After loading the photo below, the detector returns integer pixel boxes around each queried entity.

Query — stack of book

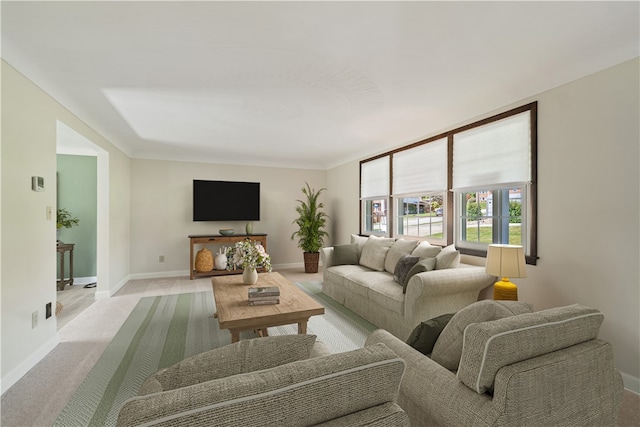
[248,286,280,306]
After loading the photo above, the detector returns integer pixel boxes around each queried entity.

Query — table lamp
[485,244,527,301]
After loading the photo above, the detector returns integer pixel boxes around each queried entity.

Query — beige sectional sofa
[320,235,495,340]
[365,302,624,426]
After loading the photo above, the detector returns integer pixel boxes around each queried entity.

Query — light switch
[46,206,52,220]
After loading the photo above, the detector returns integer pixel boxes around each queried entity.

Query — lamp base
[493,277,518,301]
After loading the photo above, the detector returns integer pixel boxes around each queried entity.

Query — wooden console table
[56,241,74,290]
[188,234,267,280]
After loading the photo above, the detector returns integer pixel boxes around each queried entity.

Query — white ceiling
[2,1,638,170]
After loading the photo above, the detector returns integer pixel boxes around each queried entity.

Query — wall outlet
[159,255,165,263]
[46,302,52,319]
[32,311,38,329]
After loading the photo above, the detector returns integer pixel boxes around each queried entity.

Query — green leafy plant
[291,183,329,253]
[56,208,80,230]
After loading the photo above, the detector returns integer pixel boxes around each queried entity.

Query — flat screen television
[193,180,260,221]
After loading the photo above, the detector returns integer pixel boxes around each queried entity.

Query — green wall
[57,154,97,278]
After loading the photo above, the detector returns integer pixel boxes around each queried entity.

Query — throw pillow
[350,234,369,259]
[406,313,455,356]
[393,255,420,286]
[359,235,394,271]
[332,244,359,265]
[411,240,442,259]
[435,244,460,270]
[384,239,419,274]
[430,300,533,371]
[403,257,437,293]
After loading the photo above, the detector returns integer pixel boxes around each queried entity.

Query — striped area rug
[54,281,377,426]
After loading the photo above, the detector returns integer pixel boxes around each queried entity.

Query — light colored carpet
[54,281,376,426]
[1,269,638,426]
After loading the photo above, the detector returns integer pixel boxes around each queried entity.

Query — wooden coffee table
[211,272,325,343]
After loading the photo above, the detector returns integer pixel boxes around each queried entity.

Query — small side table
[56,241,74,291]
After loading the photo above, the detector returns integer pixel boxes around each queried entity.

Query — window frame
[359,102,537,264]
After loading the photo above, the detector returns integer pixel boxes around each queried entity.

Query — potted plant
[291,183,329,273]
[56,207,79,240]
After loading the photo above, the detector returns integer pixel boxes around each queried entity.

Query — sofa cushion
[368,279,406,315]
[457,304,604,394]
[333,243,359,265]
[393,255,420,287]
[406,313,455,356]
[403,257,437,293]
[385,239,419,274]
[435,244,460,269]
[348,271,395,298]
[351,234,369,259]
[138,334,318,395]
[411,240,442,259]
[431,300,533,370]
[359,236,394,271]
[324,265,372,287]
[119,343,407,427]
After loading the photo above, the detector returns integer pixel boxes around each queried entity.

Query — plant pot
[303,252,320,273]
[242,267,258,285]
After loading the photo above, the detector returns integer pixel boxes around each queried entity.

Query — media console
[188,234,268,280]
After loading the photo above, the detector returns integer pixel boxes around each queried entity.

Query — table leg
[68,247,74,285]
[230,330,240,343]
[59,252,65,290]
[298,319,309,335]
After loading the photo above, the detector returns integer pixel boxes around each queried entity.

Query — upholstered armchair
[117,334,409,426]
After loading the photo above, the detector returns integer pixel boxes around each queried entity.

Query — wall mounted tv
[193,180,260,221]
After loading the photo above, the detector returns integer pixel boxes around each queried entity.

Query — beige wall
[129,159,326,276]
[326,58,640,391]
[1,61,132,391]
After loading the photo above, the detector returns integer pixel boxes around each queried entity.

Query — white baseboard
[621,371,640,395]
[1,333,60,395]
[126,263,312,282]
[128,270,189,280]
[69,276,98,286]
[95,274,131,300]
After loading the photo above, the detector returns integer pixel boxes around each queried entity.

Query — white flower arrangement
[227,238,272,272]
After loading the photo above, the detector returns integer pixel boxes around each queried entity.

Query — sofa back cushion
[332,243,359,265]
[431,300,533,370]
[359,235,395,271]
[385,239,419,274]
[457,304,603,394]
[118,343,407,426]
[435,244,461,269]
[351,234,369,259]
[139,334,318,395]
[411,240,442,258]
[402,257,437,293]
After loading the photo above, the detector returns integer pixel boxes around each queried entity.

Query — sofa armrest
[138,334,319,395]
[490,340,624,426]
[320,246,334,268]
[404,266,494,326]
[365,330,494,426]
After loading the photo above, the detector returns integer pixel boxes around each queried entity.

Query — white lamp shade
[485,244,527,278]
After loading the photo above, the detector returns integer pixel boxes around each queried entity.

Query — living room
[2,1,639,425]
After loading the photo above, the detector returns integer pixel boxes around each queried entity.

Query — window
[359,103,537,264]
[458,187,525,247]
[452,110,534,259]
[360,156,390,236]
[395,193,446,242]
[392,138,447,244]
